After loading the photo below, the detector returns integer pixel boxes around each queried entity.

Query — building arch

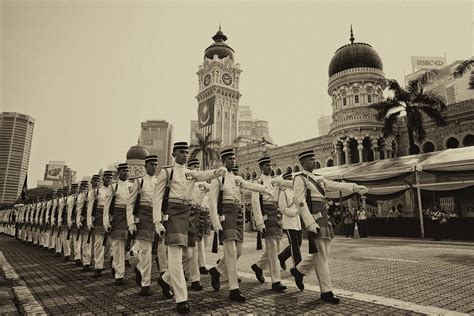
[275,168,282,175]
[294,165,300,172]
[445,136,460,149]
[326,158,334,167]
[315,161,322,169]
[462,134,474,147]
[422,140,436,153]
[362,136,374,161]
[348,138,359,163]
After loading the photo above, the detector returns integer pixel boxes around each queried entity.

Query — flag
[20,174,28,201]
[198,96,215,128]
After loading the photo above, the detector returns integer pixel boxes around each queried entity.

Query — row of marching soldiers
[0,141,368,314]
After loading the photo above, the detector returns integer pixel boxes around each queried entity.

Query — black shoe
[176,301,190,314]
[134,267,142,287]
[238,278,242,283]
[114,278,125,286]
[138,286,151,297]
[49,248,55,253]
[321,291,340,304]
[191,281,203,291]
[278,256,287,270]
[83,265,92,272]
[251,264,265,283]
[157,274,174,299]
[75,259,82,267]
[111,267,116,278]
[290,267,304,291]
[93,269,103,277]
[208,267,220,291]
[125,260,131,267]
[63,256,70,262]
[199,266,208,275]
[55,252,61,257]
[229,289,246,302]
[272,282,287,293]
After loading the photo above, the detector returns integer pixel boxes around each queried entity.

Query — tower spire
[350,24,355,44]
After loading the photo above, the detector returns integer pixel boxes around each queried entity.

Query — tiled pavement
[0,233,473,314]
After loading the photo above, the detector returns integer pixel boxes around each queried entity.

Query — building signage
[411,56,446,70]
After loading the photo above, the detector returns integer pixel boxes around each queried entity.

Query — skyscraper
[0,112,35,203]
[140,120,173,166]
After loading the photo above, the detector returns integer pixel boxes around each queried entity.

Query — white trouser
[296,238,332,293]
[256,237,282,283]
[155,239,168,272]
[189,245,200,282]
[111,239,125,279]
[55,231,62,253]
[216,240,242,291]
[62,231,71,256]
[162,245,193,303]
[49,229,55,249]
[137,240,152,287]
[41,231,47,247]
[125,250,130,261]
[197,235,211,268]
[80,235,92,265]
[94,235,105,269]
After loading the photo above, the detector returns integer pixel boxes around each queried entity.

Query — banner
[198,96,215,128]
[45,164,65,180]
[411,56,446,70]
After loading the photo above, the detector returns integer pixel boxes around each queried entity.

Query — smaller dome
[204,27,235,61]
[126,141,149,160]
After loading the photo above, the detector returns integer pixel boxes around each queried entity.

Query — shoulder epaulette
[162,165,173,169]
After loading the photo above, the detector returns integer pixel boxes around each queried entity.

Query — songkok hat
[173,142,189,151]
[257,156,271,166]
[220,148,235,159]
[103,171,114,177]
[56,188,64,193]
[63,185,70,189]
[71,183,79,188]
[298,150,315,161]
[145,155,158,164]
[282,172,292,180]
[92,175,101,180]
[117,163,128,170]
[80,180,89,185]
[187,159,199,168]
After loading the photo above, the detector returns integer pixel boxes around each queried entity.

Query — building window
[343,98,347,106]
[367,95,372,103]
[354,95,359,103]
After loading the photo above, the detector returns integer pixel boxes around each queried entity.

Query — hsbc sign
[411,56,446,70]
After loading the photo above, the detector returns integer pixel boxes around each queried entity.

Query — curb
[0,251,46,315]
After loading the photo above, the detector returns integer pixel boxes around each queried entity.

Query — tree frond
[469,72,474,90]
[369,98,402,121]
[453,58,474,78]
[381,112,401,137]
[407,109,426,142]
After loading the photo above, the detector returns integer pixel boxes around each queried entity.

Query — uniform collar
[174,163,185,169]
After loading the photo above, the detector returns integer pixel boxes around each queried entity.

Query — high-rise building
[405,60,472,105]
[236,106,272,146]
[196,27,242,147]
[0,112,35,203]
[317,115,332,136]
[140,120,173,166]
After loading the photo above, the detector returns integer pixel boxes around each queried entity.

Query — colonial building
[236,29,474,180]
[126,141,149,179]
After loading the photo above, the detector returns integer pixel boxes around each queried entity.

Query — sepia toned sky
[1,0,472,186]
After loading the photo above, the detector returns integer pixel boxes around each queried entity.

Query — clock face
[222,73,232,85]
[203,74,211,86]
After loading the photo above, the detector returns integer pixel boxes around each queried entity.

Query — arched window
[294,165,300,172]
[275,168,282,175]
[446,137,459,149]
[326,159,334,167]
[316,161,321,169]
[422,141,435,153]
[463,134,474,147]
[286,167,293,174]
[270,170,275,177]
[348,138,359,164]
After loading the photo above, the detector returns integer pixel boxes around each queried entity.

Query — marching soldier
[87,171,113,277]
[47,190,58,253]
[290,150,368,304]
[67,183,80,264]
[76,179,93,271]
[104,163,132,285]
[153,142,226,313]
[277,172,303,270]
[208,149,272,303]
[198,180,212,275]
[58,186,71,260]
[127,155,159,297]
[250,156,287,292]
[50,188,63,256]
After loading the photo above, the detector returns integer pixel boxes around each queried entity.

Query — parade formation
[0,142,369,314]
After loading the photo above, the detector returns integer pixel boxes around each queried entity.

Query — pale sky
[1,0,472,187]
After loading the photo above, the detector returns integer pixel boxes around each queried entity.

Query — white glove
[257,223,266,233]
[155,222,166,236]
[87,224,93,230]
[104,224,112,233]
[215,167,227,177]
[77,222,82,229]
[264,188,273,196]
[354,185,369,195]
[128,224,137,235]
[213,223,223,232]
[307,222,320,234]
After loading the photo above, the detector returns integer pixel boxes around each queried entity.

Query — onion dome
[204,26,235,61]
[126,140,149,160]
[328,26,383,77]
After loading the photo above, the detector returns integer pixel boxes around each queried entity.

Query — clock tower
[196,27,242,147]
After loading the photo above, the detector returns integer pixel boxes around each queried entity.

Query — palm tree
[369,73,447,155]
[452,58,474,90]
[190,131,221,170]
